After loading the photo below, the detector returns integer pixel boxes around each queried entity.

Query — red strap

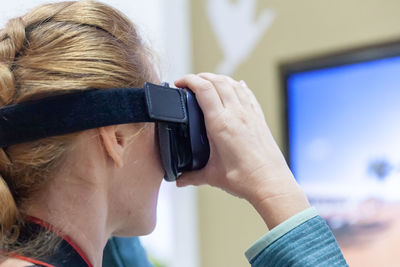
[25,216,93,267]
[11,254,55,267]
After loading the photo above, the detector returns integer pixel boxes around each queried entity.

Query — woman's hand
[175,73,310,228]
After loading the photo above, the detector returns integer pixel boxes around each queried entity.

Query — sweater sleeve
[246,207,349,267]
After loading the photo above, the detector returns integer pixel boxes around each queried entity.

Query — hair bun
[0,172,19,243]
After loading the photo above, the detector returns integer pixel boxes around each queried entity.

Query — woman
[0,1,348,266]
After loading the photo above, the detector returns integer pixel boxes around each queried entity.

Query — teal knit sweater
[103,208,348,267]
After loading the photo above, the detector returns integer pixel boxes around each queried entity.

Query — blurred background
[2,0,400,266]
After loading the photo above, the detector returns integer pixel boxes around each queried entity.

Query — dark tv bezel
[280,40,400,168]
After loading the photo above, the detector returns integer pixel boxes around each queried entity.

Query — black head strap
[0,82,187,147]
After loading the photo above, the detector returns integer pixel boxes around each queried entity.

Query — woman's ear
[99,126,124,168]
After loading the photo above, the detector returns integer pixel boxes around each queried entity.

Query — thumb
[176,169,207,187]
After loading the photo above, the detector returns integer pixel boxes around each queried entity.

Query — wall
[191,1,400,266]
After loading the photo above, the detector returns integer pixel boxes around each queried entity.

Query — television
[281,41,400,266]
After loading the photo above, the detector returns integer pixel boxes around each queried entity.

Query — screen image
[286,55,400,266]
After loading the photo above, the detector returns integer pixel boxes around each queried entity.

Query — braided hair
[0,0,157,256]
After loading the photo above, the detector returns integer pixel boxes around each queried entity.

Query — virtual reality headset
[0,83,210,181]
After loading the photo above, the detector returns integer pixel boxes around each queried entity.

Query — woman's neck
[24,175,111,267]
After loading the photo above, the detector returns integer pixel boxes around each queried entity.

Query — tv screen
[283,44,400,266]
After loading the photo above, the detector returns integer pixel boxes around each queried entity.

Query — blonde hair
[0,0,157,254]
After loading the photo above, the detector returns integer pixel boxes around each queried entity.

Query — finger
[233,79,251,106]
[241,80,265,118]
[176,170,207,187]
[216,75,249,107]
[198,73,240,108]
[175,74,224,119]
